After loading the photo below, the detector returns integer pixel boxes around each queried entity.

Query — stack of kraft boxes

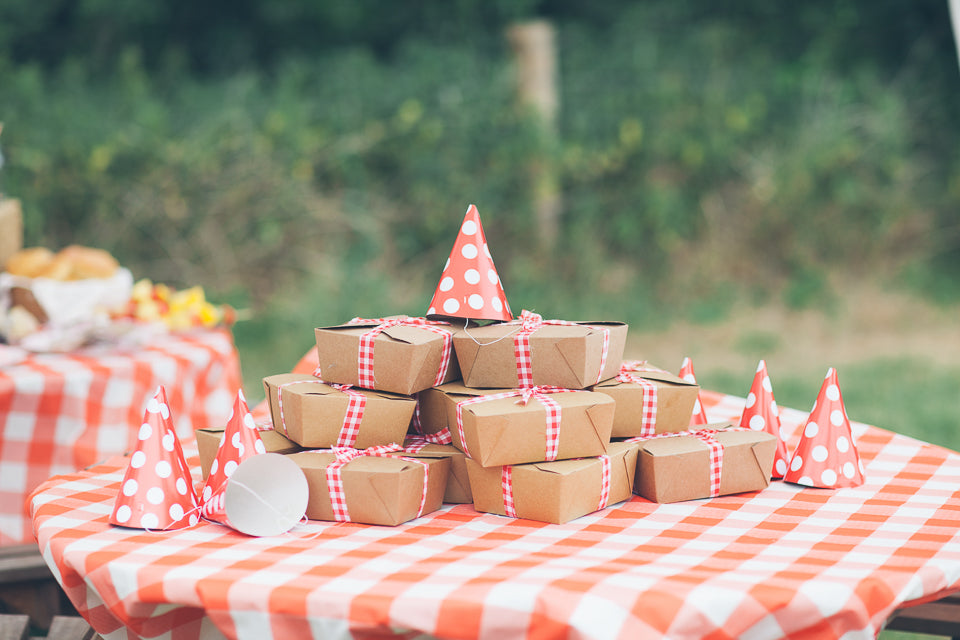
[198,206,777,525]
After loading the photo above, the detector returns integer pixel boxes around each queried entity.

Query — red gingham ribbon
[455,386,573,461]
[597,454,612,510]
[403,428,453,453]
[348,316,453,389]
[619,360,669,376]
[274,378,367,447]
[510,310,611,387]
[324,444,430,522]
[616,369,659,439]
[501,466,518,517]
[627,428,743,498]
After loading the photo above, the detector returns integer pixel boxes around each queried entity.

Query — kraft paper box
[591,366,699,438]
[315,317,462,395]
[466,441,639,524]
[440,382,615,467]
[263,373,416,449]
[453,320,628,389]
[632,424,776,503]
[288,450,450,526]
[402,438,472,504]
[412,387,449,435]
[195,425,301,480]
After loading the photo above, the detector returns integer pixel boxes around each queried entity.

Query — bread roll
[4,247,54,277]
[56,245,119,279]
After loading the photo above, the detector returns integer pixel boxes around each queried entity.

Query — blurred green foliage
[0,0,958,391]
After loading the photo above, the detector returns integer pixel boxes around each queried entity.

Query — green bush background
[1,1,958,457]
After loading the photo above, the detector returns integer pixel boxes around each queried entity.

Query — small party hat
[426,204,513,322]
[679,357,709,426]
[200,390,267,524]
[739,360,790,479]
[783,368,865,488]
[110,386,199,530]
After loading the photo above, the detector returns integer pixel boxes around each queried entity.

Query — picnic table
[1,327,242,546]
[26,389,960,639]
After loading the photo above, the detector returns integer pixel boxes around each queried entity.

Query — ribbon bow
[348,316,453,389]
[509,309,611,387]
[403,428,454,453]
[325,443,430,522]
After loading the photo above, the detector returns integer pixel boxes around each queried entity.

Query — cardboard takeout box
[288,449,450,526]
[632,424,776,503]
[195,425,301,480]
[591,364,699,438]
[402,438,472,504]
[466,441,639,524]
[315,316,461,395]
[453,319,627,389]
[263,373,415,448]
[440,382,615,467]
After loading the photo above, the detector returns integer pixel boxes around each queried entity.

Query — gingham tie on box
[617,360,670,439]
[348,316,453,390]
[455,385,574,461]
[627,428,735,497]
[274,377,367,447]
[500,453,612,518]
[324,444,430,522]
[511,310,611,387]
[403,428,454,454]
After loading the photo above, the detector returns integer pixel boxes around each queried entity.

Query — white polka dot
[443,258,450,271]
[189,514,199,526]
[805,421,819,437]
[155,460,172,478]
[682,374,696,384]
[749,414,766,431]
[169,503,184,522]
[796,476,814,486]
[238,389,246,403]
[202,485,212,501]
[491,297,503,312]
[744,392,756,409]
[232,432,242,449]
[762,376,772,393]
[147,487,165,505]
[115,505,131,523]
[159,403,170,419]
[791,455,803,471]
[123,479,139,496]
[227,407,234,421]
[147,398,161,414]
[821,469,837,486]
[693,399,702,413]
[176,477,188,495]
[756,361,765,373]
[836,436,849,453]
[243,414,256,430]
[210,458,219,476]
[826,384,840,401]
[830,409,845,426]
[254,440,266,454]
[140,513,159,529]
[439,276,454,292]
[464,268,480,285]
[770,400,779,417]
[468,294,484,310]
[427,306,436,315]
[483,243,491,258]
[843,462,856,478]
[487,269,499,284]
[138,423,152,440]
[224,460,238,477]
[443,298,460,314]
[131,451,146,469]
[461,219,477,235]
[812,445,829,462]
[236,443,245,457]
[461,243,478,260]
[162,432,175,452]
[775,459,787,475]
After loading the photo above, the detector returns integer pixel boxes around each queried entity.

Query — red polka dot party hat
[426,204,513,322]
[739,360,790,479]
[783,368,865,488]
[110,386,200,530]
[679,357,709,426]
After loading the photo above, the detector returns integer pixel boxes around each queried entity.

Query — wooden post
[507,20,561,255]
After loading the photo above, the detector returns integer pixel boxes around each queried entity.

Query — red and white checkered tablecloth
[28,390,960,640]
[1,327,242,545]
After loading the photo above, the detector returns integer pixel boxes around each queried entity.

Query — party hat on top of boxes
[783,368,865,488]
[679,357,709,426]
[426,204,513,322]
[739,360,790,479]
[199,390,267,524]
[110,386,199,530]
